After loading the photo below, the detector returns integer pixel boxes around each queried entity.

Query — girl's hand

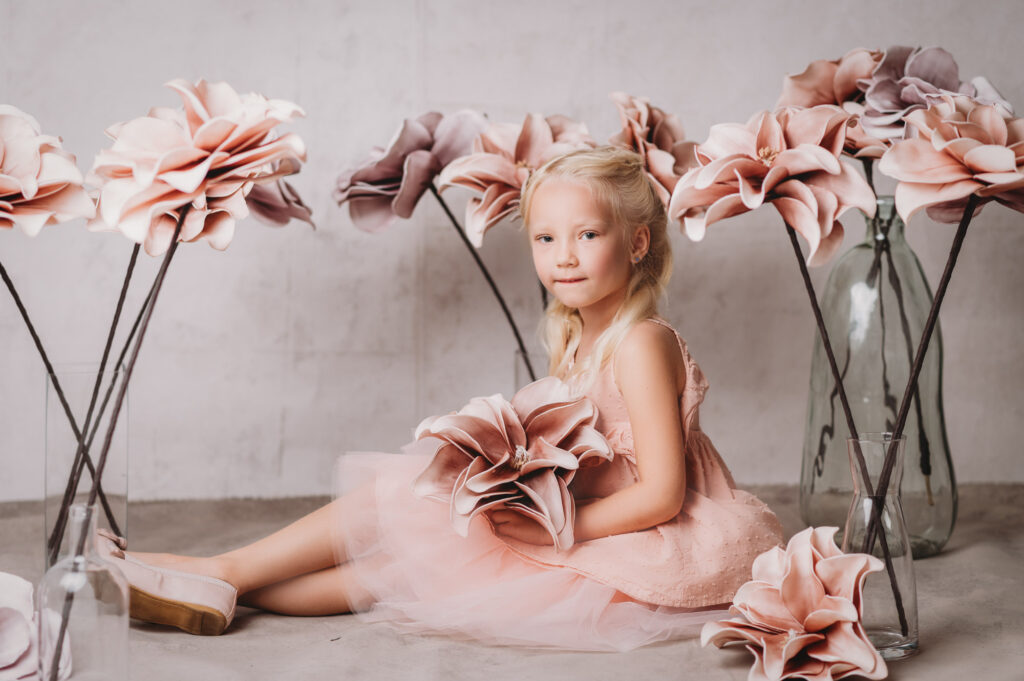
[490,510,555,546]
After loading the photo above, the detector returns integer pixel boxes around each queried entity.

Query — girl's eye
[581,231,598,240]
[536,235,553,243]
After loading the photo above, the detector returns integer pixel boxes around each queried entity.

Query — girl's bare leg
[240,561,376,616]
[129,485,373,595]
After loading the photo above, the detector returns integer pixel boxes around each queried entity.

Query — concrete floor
[3,484,1023,681]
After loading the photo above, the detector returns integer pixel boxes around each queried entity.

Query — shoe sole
[130,585,229,635]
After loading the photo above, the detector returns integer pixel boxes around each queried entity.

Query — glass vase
[45,364,128,569]
[800,197,956,558]
[842,434,918,660]
[37,503,129,681]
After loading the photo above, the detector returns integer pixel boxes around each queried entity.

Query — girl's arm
[492,321,689,545]
[572,320,688,542]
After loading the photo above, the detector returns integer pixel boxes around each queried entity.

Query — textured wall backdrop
[2,0,1022,501]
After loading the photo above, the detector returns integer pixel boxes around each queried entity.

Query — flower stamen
[757,146,779,166]
[512,445,530,471]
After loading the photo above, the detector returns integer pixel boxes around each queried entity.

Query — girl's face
[527,178,642,316]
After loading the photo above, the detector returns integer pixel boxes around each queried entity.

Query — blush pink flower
[88,78,306,256]
[669,106,877,266]
[778,48,883,109]
[438,114,595,246]
[335,110,487,232]
[702,527,887,681]
[409,376,613,551]
[0,105,95,235]
[878,94,1024,223]
[246,158,314,228]
[777,49,889,159]
[848,45,1012,142]
[608,92,698,204]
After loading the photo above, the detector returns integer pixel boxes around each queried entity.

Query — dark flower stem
[428,183,536,382]
[864,194,979,554]
[47,244,140,563]
[784,223,908,636]
[47,209,186,681]
[0,258,120,534]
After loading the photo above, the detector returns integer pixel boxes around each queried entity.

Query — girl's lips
[554,278,586,284]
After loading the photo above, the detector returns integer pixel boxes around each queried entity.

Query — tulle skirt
[332,451,727,652]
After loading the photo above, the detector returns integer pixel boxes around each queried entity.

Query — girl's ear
[632,224,651,261]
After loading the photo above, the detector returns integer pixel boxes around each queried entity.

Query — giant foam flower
[409,376,613,551]
[608,92,699,204]
[0,105,95,235]
[776,49,888,159]
[0,571,70,680]
[669,105,877,266]
[335,110,487,232]
[878,94,1024,223]
[88,78,306,256]
[438,114,595,246]
[847,45,1012,142]
[702,527,887,681]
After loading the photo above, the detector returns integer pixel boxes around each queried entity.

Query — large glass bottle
[37,503,129,681]
[800,197,957,558]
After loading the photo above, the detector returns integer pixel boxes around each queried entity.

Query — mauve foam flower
[849,45,1012,141]
[669,106,876,266]
[409,376,613,551]
[335,110,487,232]
[0,105,95,236]
[702,527,887,681]
[777,49,889,158]
[246,157,314,228]
[438,114,595,246]
[878,94,1024,223]
[88,78,306,256]
[608,92,698,204]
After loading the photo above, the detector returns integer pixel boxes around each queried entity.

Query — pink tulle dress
[332,319,783,652]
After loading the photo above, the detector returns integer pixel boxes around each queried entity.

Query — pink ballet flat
[95,529,237,636]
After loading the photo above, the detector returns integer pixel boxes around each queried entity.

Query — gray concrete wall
[2,0,1022,500]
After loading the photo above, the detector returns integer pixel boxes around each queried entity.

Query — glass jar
[800,197,956,558]
[37,503,129,681]
[843,433,919,660]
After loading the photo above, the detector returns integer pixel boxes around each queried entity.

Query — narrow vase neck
[66,503,99,562]
[864,196,905,245]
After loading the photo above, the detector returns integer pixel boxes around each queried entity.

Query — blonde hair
[520,146,672,384]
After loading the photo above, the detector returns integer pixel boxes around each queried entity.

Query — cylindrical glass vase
[801,197,956,557]
[37,503,129,681]
[45,364,128,568]
[843,434,918,661]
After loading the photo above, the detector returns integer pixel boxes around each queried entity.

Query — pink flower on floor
[608,92,698,204]
[847,45,1012,142]
[668,105,876,266]
[776,49,889,159]
[702,527,887,681]
[88,79,307,256]
[410,376,613,551]
[878,94,1024,223]
[335,110,488,232]
[0,106,95,235]
[0,571,70,680]
[438,114,595,246]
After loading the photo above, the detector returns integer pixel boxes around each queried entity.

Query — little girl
[103,146,783,652]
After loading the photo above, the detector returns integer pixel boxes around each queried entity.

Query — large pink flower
[438,114,595,246]
[878,94,1024,223]
[335,110,487,232]
[88,79,306,256]
[608,92,698,204]
[669,106,876,266]
[848,45,1012,141]
[702,527,887,681]
[776,49,889,158]
[409,376,613,551]
[0,105,95,235]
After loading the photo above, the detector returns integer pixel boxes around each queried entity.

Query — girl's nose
[556,243,578,267]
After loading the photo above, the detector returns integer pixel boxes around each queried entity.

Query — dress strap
[645,316,708,437]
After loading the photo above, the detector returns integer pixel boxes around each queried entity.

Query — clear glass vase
[800,197,956,558]
[842,434,919,660]
[45,364,128,568]
[37,503,129,681]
